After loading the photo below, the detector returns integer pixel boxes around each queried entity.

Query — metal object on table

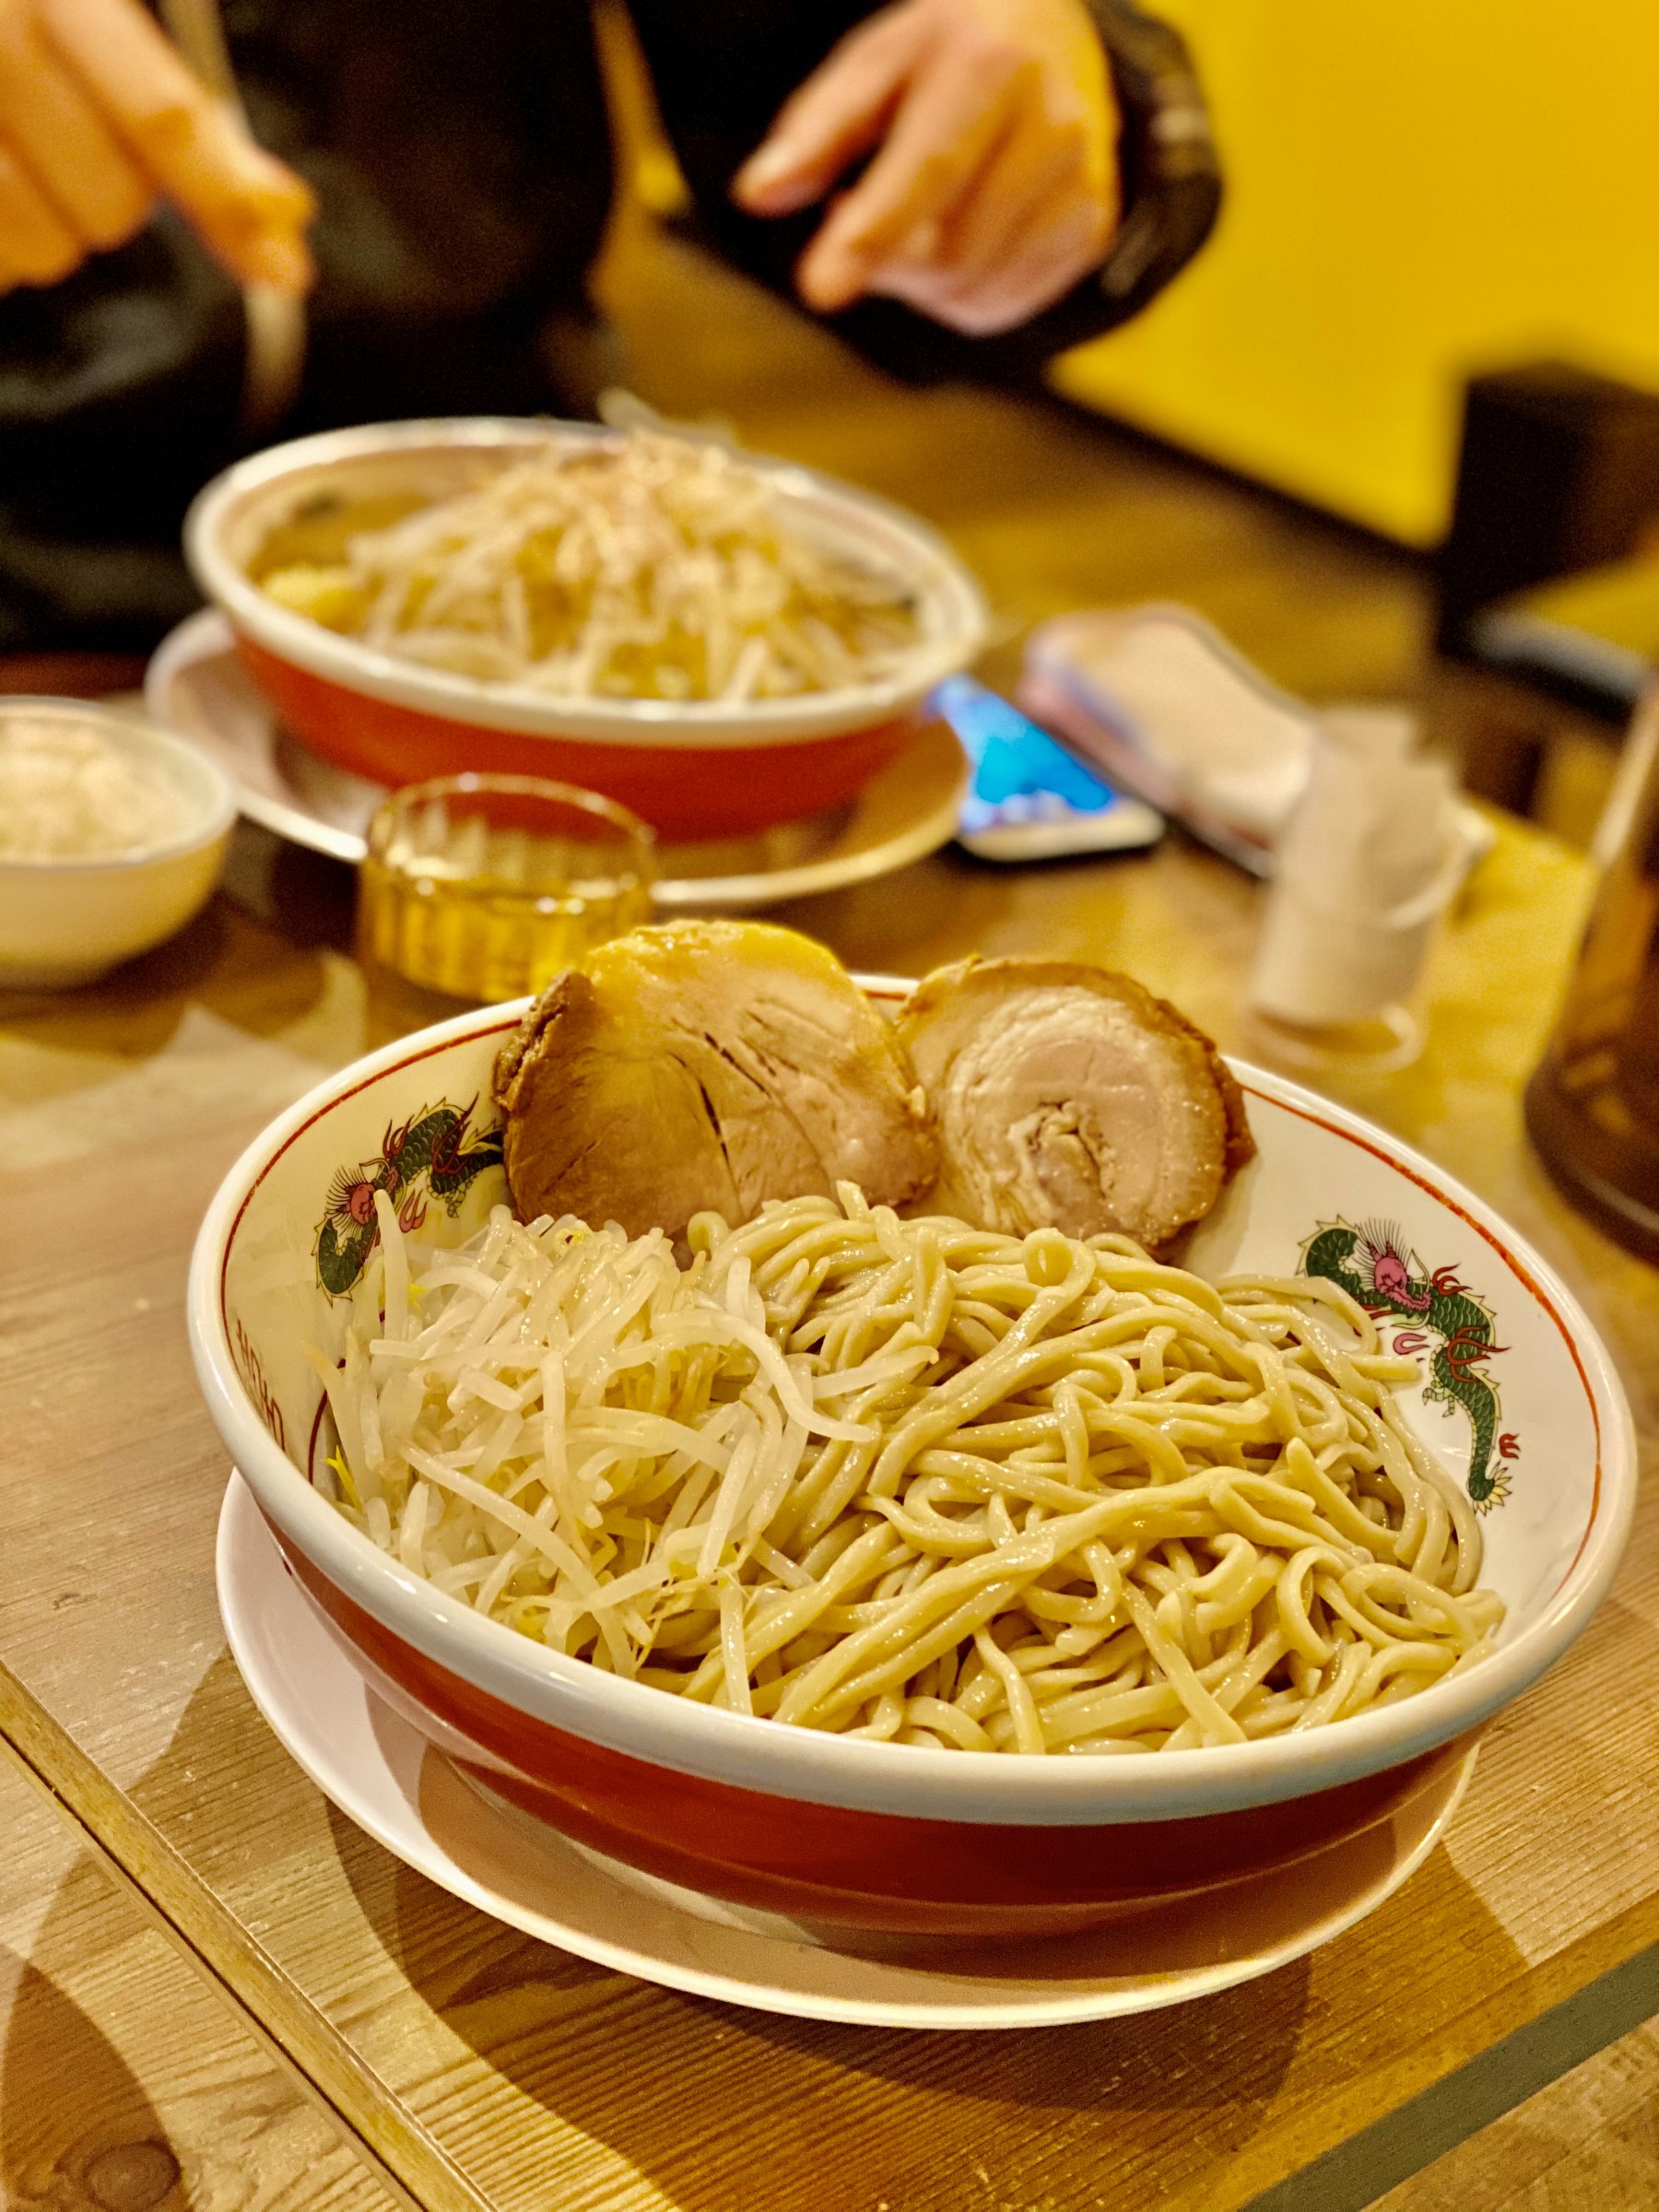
[159,0,307,431]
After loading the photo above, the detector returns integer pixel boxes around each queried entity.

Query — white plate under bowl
[147,609,970,911]
[218,1470,1477,2031]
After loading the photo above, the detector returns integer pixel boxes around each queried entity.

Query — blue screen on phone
[931,675,1119,830]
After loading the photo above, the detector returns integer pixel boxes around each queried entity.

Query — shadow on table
[57,1608,1541,2212]
[84,1649,1522,2212]
[325,1779,1316,2212]
[0,1942,187,2212]
[318,1737,1535,2212]
[402,1833,1535,2211]
[0,825,357,1076]
[217,822,356,954]
[0,899,232,1052]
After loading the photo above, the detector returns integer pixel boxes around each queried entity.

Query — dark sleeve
[624,0,1220,383]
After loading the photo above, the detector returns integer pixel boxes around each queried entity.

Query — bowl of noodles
[190,982,1635,1941]
[183,419,989,841]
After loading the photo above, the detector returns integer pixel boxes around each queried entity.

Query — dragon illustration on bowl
[1301,1218,1514,1511]
[315,1098,504,1296]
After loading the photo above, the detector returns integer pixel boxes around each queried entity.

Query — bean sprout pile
[314,1186,1502,1753]
[258,430,921,702]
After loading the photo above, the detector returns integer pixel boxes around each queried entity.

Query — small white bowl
[0,699,237,989]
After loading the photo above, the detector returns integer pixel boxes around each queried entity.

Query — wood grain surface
[0,1747,391,2212]
[1370,2015,1659,2212]
[2,207,1656,2212]
[0,797,1654,2212]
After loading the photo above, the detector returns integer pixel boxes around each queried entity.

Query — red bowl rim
[187,988,1638,1828]
[182,417,990,749]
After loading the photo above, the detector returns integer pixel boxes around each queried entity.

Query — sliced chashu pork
[896,957,1253,1250]
[493,919,936,1242]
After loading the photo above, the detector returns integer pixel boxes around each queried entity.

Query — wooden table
[1,807,1655,2212]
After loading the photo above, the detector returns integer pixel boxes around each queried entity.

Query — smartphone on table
[931,675,1165,865]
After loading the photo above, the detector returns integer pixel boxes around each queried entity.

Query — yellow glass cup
[357,775,655,1024]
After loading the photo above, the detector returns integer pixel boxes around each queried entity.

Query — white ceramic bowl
[0,700,236,988]
[190,989,1637,1936]
[183,419,990,841]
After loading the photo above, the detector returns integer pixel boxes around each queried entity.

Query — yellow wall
[1052,0,1659,546]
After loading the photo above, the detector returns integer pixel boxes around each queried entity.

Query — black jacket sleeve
[625,0,1220,382]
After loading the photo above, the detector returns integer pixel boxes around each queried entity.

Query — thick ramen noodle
[314,1189,1503,1753]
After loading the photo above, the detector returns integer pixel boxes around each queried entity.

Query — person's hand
[0,0,314,297]
[732,0,1118,337]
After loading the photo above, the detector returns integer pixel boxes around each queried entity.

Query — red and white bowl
[188,989,1636,1940]
[182,419,988,841]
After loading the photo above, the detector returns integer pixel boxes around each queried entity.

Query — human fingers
[874,204,1101,332]
[891,104,1107,304]
[794,39,1029,312]
[868,194,1104,333]
[0,136,83,286]
[733,3,928,217]
[38,0,314,292]
[928,212,1100,333]
[940,217,1104,332]
[0,0,151,249]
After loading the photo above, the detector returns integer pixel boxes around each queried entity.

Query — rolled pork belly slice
[896,956,1253,1251]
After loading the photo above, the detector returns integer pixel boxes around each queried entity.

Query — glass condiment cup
[357,774,655,1035]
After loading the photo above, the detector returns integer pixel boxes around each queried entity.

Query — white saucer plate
[218,1470,1476,2031]
[147,610,971,912]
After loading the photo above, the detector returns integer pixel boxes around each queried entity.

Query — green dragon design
[315,1098,504,1297]
[1300,1218,1517,1512]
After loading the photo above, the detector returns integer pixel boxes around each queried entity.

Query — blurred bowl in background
[184,419,989,841]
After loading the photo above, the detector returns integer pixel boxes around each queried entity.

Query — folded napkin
[1019,605,1313,874]
[1018,604,1492,885]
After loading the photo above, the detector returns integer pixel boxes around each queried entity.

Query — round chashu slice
[493,918,937,1241]
[896,957,1254,1250]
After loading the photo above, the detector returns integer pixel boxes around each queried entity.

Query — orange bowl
[279,1534,1468,1936]
[184,419,988,841]
[229,632,912,842]
[188,989,1636,1940]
